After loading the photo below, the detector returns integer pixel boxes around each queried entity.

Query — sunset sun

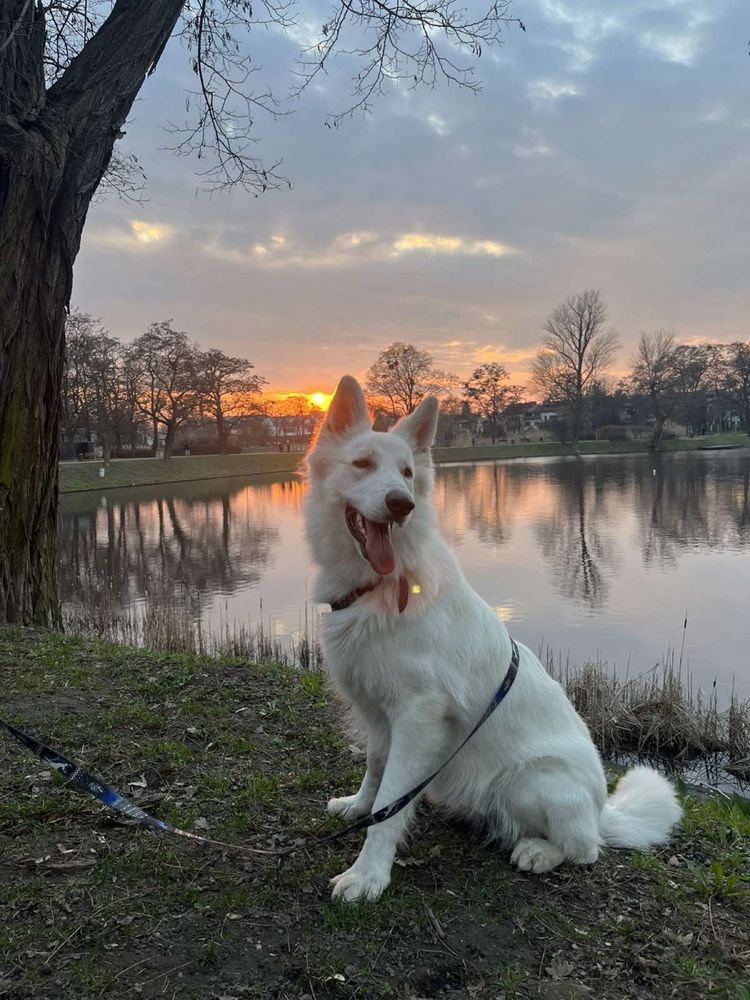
[309,391,331,410]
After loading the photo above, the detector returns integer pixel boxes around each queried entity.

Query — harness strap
[316,637,520,847]
[0,639,520,858]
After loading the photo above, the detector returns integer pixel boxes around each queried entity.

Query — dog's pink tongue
[364,519,395,575]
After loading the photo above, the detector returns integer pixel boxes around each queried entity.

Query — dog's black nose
[385,491,415,519]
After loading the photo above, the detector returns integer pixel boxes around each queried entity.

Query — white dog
[304,375,681,903]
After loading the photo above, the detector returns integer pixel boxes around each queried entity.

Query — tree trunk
[100,430,112,464]
[570,402,582,452]
[650,398,666,450]
[216,412,227,454]
[163,423,177,460]
[569,371,584,452]
[0,0,185,623]
[651,417,665,452]
[0,142,73,624]
[740,391,750,436]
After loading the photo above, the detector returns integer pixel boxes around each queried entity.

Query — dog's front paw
[330,863,390,903]
[510,837,565,874]
[327,794,370,820]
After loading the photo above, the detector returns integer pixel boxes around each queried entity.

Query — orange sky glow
[268,391,333,411]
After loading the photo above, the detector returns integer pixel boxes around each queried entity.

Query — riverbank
[61,600,750,787]
[1,628,748,999]
[58,433,750,493]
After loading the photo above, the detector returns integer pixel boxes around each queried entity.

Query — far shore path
[59,433,749,494]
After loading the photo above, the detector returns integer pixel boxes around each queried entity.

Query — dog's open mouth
[345,505,396,576]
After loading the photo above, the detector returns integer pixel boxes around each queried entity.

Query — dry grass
[546,650,749,780]
[63,600,748,783]
[63,597,324,671]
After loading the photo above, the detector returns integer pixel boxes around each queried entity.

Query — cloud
[130,220,172,244]
[200,229,518,269]
[639,30,698,65]
[427,336,538,372]
[426,113,450,137]
[534,0,622,72]
[698,102,729,124]
[535,0,716,74]
[537,0,621,44]
[638,3,714,65]
[391,233,515,258]
[90,219,176,252]
[335,231,379,249]
[513,129,553,158]
[252,235,287,256]
[473,343,537,365]
[529,79,580,103]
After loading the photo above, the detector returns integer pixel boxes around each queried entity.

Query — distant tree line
[65,294,750,465]
[365,291,750,451]
[62,312,266,460]
[627,331,750,450]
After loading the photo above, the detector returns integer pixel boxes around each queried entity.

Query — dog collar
[329,575,410,614]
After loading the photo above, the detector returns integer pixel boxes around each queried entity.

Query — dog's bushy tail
[599,766,682,849]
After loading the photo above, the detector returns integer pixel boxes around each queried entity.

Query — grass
[1,627,749,999]
[59,450,301,493]
[433,431,750,466]
[59,433,750,493]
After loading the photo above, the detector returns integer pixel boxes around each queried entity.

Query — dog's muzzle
[345,502,411,576]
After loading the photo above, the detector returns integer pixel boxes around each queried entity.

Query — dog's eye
[404,467,413,479]
[352,458,371,470]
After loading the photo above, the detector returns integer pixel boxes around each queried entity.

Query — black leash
[0,639,519,858]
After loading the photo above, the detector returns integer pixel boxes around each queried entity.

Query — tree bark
[216,411,228,454]
[0,185,67,623]
[652,415,665,452]
[163,423,177,460]
[100,430,112,464]
[1,8,69,624]
[0,0,184,624]
[650,392,666,451]
[570,371,584,452]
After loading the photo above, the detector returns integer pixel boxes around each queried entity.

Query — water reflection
[434,463,524,546]
[58,450,750,693]
[437,452,750,609]
[534,462,614,609]
[632,457,750,567]
[58,477,304,615]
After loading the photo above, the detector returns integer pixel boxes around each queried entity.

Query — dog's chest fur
[322,600,434,712]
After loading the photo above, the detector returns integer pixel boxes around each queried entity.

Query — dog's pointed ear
[323,376,370,436]
[391,397,439,452]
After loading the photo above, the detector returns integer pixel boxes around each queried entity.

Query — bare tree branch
[292,1,523,126]
[366,341,457,417]
[531,289,619,450]
[96,149,148,202]
[627,329,678,451]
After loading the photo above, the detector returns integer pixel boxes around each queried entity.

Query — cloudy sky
[74,0,749,396]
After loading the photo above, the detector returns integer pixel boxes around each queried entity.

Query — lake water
[59,450,750,697]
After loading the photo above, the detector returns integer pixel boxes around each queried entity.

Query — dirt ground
[1,627,748,999]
